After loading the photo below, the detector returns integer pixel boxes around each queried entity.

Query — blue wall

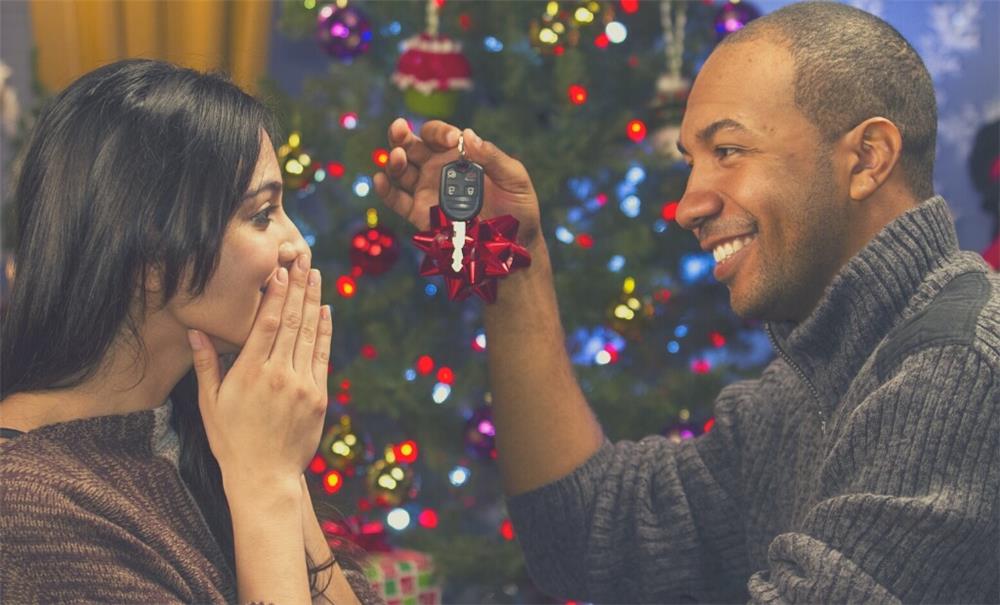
[753,0,1000,252]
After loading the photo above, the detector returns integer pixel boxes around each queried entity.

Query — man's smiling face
[676,39,853,322]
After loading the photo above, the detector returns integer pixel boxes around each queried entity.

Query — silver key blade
[451,221,466,272]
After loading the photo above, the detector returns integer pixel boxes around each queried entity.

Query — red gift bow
[412,206,531,303]
[322,516,392,553]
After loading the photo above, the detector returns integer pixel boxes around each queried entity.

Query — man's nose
[675,181,724,234]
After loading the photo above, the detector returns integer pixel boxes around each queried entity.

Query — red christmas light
[567,84,588,105]
[499,519,515,541]
[418,509,439,529]
[361,344,378,359]
[595,193,608,207]
[372,148,389,167]
[458,13,472,30]
[709,331,726,348]
[437,367,455,384]
[340,379,351,390]
[326,161,345,179]
[654,288,672,303]
[339,112,358,129]
[336,391,351,405]
[604,344,620,364]
[416,355,435,375]
[322,470,344,494]
[691,359,711,374]
[594,33,610,49]
[620,0,639,13]
[576,233,594,249]
[703,417,716,433]
[336,275,357,298]
[661,201,680,221]
[394,440,419,464]
[626,119,647,142]
[309,455,327,474]
[553,45,565,56]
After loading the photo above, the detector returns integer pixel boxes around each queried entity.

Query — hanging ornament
[392,0,472,118]
[649,0,690,160]
[319,415,365,471]
[607,276,655,340]
[315,3,373,60]
[463,404,496,460]
[366,450,416,507]
[714,0,761,40]
[277,132,319,191]
[349,208,400,276]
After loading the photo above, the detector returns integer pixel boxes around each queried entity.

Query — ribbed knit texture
[0,402,384,604]
[507,196,1000,604]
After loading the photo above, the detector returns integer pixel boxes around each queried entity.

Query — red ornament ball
[349,225,400,276]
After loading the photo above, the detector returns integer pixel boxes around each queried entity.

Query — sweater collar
[765,196,959,407]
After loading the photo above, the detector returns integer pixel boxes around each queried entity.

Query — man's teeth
[713,235,755,264]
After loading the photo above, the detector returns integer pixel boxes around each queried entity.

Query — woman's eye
[252,206,275,227]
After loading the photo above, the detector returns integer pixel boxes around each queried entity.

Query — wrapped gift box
[364,548,441,605]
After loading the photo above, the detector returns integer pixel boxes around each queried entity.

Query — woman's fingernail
[321,305,332,320]
[276,267,288,284]
[309,269,320,286]
[297,255,309,271]
[187,330,203,351]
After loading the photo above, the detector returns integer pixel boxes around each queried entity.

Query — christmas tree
[271,0,772,601]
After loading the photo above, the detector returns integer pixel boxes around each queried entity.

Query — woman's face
[167,132,310,354]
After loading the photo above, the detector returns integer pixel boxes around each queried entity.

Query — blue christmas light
[424,283,438,297]
[607,255,626,272]
[555,226,575,244]
[667,341,681,354]
[625,165,646,184]
[353,175,372,197]
[616,180,636,200]
[569,326,627,365]
[382,21,402,36]
[432,382,451,404]
[484,36,504,52]
[680,252,715,283]
[567,177,595,200]
[653,219,669,233]
[405,368,417,381]
[448,466,470,486]
[674,324,689,338]
[567,207,584,223]
[620,195,641,218]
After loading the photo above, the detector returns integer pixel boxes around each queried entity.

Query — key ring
[458,132,466,161]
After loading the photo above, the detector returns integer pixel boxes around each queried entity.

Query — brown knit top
[0,402,383,604]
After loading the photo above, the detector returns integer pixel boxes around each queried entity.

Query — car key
[439,134,484,272]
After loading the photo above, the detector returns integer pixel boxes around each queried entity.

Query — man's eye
[252,206,275,227]
[715,147,740,159]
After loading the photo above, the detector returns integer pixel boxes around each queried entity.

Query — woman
[0,59,380,604]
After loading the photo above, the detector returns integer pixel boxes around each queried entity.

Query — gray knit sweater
[507,196,1000,604]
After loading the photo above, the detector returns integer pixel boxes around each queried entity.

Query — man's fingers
[312,305,333,389]
[419,120,461,152]
[188,329,221,404]
[462,128,534,195]
[386,147,420,192]
[374,172,429,229]
[241,266,288,362]
[388,118,435,166]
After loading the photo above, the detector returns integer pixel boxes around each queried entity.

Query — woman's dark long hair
[0,59,344,596]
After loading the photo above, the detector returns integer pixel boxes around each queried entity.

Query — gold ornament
[366,454,415,507]
[608,276,655,339]
[319,415,364,471]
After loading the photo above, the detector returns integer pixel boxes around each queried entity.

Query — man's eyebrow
[677,118,754,156]
[242,181,283,201]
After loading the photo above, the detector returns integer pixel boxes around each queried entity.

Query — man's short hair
[721,2,937,199]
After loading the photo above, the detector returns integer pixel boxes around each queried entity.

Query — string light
[448,465,470,486]
[386,508,411,531]
[416,355,435,374]
[626,119,647,142]
[567,84,588,105]
[372,148,389,167]
[336,275,356,297]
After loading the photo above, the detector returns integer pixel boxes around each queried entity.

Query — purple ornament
[661,421,702,444]
[463,406,496,460]
[316,4,372,60]
[714,1,761,40]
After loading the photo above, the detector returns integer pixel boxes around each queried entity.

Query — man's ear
[840,117,904,201]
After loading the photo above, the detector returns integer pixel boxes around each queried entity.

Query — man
[375,2,999,602]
